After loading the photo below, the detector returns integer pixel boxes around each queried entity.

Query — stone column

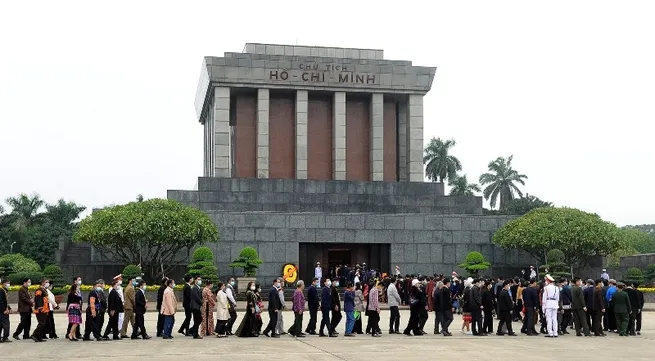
[257,89,270,178]
[213,87,231,178]
[332,92,346,180]
[295,90,308,179]
[397,99,407,182]
[407,94,424,182]
[370,93,384,181]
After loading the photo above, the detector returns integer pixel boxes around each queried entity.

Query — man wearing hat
[541,274,560,337]
[314,263,322,287]
[600,269,609,281]
[529,266,537,280]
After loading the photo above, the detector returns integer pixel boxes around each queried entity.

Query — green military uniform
[612,286,631,336]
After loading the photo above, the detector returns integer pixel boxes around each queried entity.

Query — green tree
[458,251,491,277]
[448,174,481,196]
[423,137,462,183]
[479,155,527,210]
[493,207,624,271]
[188,247,215,278]
[621,227,655,254]
[42,265,65,287]
[73,198,219,280]
[198,265,219,284]
[501,194,553,215]
[541,249,570,280]
[645,264,655,282]
[230,247,263,277]
[0,253,41,273]
[122,264,143,280]
[623,267,645,285]
[5,193,45,233]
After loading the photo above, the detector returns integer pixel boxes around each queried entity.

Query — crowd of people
[0,269,647,343]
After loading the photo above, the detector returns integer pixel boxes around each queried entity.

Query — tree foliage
[645,264,655,282]
[188,247,215,278]
[493,207,624,270]
[620,226,655,254]
[122,264,143,280]
[623,267,645,285]
[479,155,527,210]
[458,251,491,276]
[73,198,219,280]
[0,253,41,273]
[43,265,65,287]
[230,247,263,277]
[423,137,462,183]
[448,174,481,196]
[501,194,553,215]
[540,249,570,280]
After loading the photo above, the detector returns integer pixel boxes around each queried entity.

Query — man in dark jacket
[521,279,539,335]
[263,279,282,338]
[177,274,193,336]
[330,278,342,332]
[635,284,644,335]
[188,276,203,339]
[470,279,485,336]
[593,279,606,336]
[0,278,11,342]
[583,279,595,329]
[12,278,32,340]
[559,279,573,334]
[104,279,124,339]
[130,280,151,340]
[571,277,590,336]
[156,277,168,337]
[305,277,320,335]
[319,278,334,337]
[496,280,516,336]
[625,283,640,336]
[481,281,495,334]
[437,278,453,336]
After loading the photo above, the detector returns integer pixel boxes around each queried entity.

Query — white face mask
[326,281,332,287]
[27,282,32,287]
[44,282,50,289]
[77,280,82,285]
[250,285,255,291]
[3,283,9,288]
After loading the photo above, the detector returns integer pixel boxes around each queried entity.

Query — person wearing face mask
[66,276,83,340]
[177,274,194,337]
[161,278,177,339]
[275,278,286,336]
[319,278,335,337]
[224,278,238,335]
[12,278,32,341]
[330,278,342,333]
[131,280,151,339]
[156,277,169,337]
[263,279,282,338]
[254,284,264,334]
[103,279,123,340]
[120,277,136,339]
[0,278,12,343]
[235,281,258,337]
[83,279,108,341]
[66,283,83,341]
[110,275,125,336]
[31,279,50,342]
[304,277,320,335]
[214,281,229,338]
[45,282,59,339]
[189,277,203,339]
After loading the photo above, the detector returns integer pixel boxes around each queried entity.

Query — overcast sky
[1,1,653,226]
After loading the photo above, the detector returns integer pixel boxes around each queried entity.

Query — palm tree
[5,193,45,231]
[479,155,528,210]
[448,174,482,196]
[423,137,462,183]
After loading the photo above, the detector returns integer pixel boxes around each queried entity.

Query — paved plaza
[2,310,654,360]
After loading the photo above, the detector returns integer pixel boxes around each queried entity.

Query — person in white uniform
[542,274,560,337]
[314,263,322,287]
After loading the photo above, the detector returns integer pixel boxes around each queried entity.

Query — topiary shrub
[199,265,219,284]
[645,264,655,282]
[122,264,143,281]
[458,251,491,277]
[42,265,65,287]
[8,271,44,285]
[0,254,41,273]
[624,267,645,285]
[188,247,215,278]
[0,259,13,279]
[229,247,263,277]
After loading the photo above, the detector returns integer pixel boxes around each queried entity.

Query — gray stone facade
[168,178,532,282]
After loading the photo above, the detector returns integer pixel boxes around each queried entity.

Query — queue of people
[0,271,647,343]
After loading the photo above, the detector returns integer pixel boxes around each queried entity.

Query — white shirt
[225,285,237,306]
[542,283,560,310]
[315,266,322,278]
[46,289,57,309]
[530,270,537,279]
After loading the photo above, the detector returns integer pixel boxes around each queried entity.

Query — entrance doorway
[298,243,390,285]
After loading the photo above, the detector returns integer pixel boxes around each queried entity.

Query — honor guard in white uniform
[542,274,560,337]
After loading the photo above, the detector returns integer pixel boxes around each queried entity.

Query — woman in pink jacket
[160,279,177,339]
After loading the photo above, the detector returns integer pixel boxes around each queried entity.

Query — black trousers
[593,310,604,335]
[471,309,483,335]
[636,310,642,332]
[585,310,592,331]
[330,310,342,331]
[289,312,303,335]
[32,313,48,340]
[438,310,453,333]
[418,309,428,331]
[497,311,513,334]
[319,309,332,334]
[573,309,590,335]
[305,308,318,333]
[561,310,572,332]
[628,311,636,335]
[353,316,362,334]
[0,313,10,340]
[403,309,421,335]
[264,310,278,335]
[215,319,227,335]
[131,313,146,338]
[83,310,103,340]
[483,310,494,333]
[189,309,201,336]
[46,311,57,337]
[368,312,380,335]
[13,312,31,338]
[523,307,537,333]
[157,312,165,336]
[389,306,400,333]
[606,303,616,330]
[104,312,119,338]
[226,308,237,333]
[178,308,192,334]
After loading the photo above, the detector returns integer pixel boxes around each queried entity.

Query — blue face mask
[133,281,138,286]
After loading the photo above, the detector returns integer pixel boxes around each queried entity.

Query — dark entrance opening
[298,243,390,285]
